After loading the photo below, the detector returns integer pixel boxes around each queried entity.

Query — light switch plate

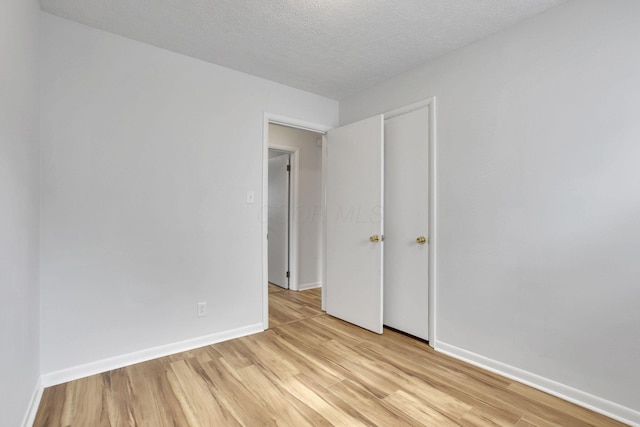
[246,191,255,204]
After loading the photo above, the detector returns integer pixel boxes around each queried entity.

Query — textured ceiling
[39,0,567,99]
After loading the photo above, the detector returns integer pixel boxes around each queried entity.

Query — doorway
[265,120,327,328]
[383,103,431,341]
[268,149,291,289]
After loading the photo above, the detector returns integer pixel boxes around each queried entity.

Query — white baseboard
[21,376,43,427]
[434,341,640,427]
[41,323,264,387]
[298,281,322,291]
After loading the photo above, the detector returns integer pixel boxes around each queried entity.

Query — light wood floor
[34,285,625,426]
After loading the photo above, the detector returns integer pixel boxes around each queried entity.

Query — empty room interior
[2,0,640,426]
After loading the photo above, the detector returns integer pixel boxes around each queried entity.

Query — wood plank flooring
[268,283,323,327]
[34,285,626,426]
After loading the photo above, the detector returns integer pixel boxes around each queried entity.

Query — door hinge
[286,164,291,172]
[286,271,290,278]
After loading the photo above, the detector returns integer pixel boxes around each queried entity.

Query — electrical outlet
[197,302,207,317]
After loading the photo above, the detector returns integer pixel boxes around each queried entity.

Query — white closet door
[326,115,384,334]
[384,107,429,340]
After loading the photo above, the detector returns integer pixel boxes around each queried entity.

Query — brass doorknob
[369,235,380,243]
[416,236,427,245]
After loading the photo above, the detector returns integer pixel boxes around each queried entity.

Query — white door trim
[320,135,327,312]
[262,113,330,330]
[383,97,437,347]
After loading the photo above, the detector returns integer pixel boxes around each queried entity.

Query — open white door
[268,152,290,288]
[325,115,384,334]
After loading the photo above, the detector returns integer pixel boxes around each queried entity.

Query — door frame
[262,98,437,346]
[383,97,437,346]
[262,114,331,329]
[268,147,295,290]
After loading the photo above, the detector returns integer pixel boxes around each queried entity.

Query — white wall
[40,13,338,375]
[341,0,640,421]
[0,0,41,425]
[269,125,323,288]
